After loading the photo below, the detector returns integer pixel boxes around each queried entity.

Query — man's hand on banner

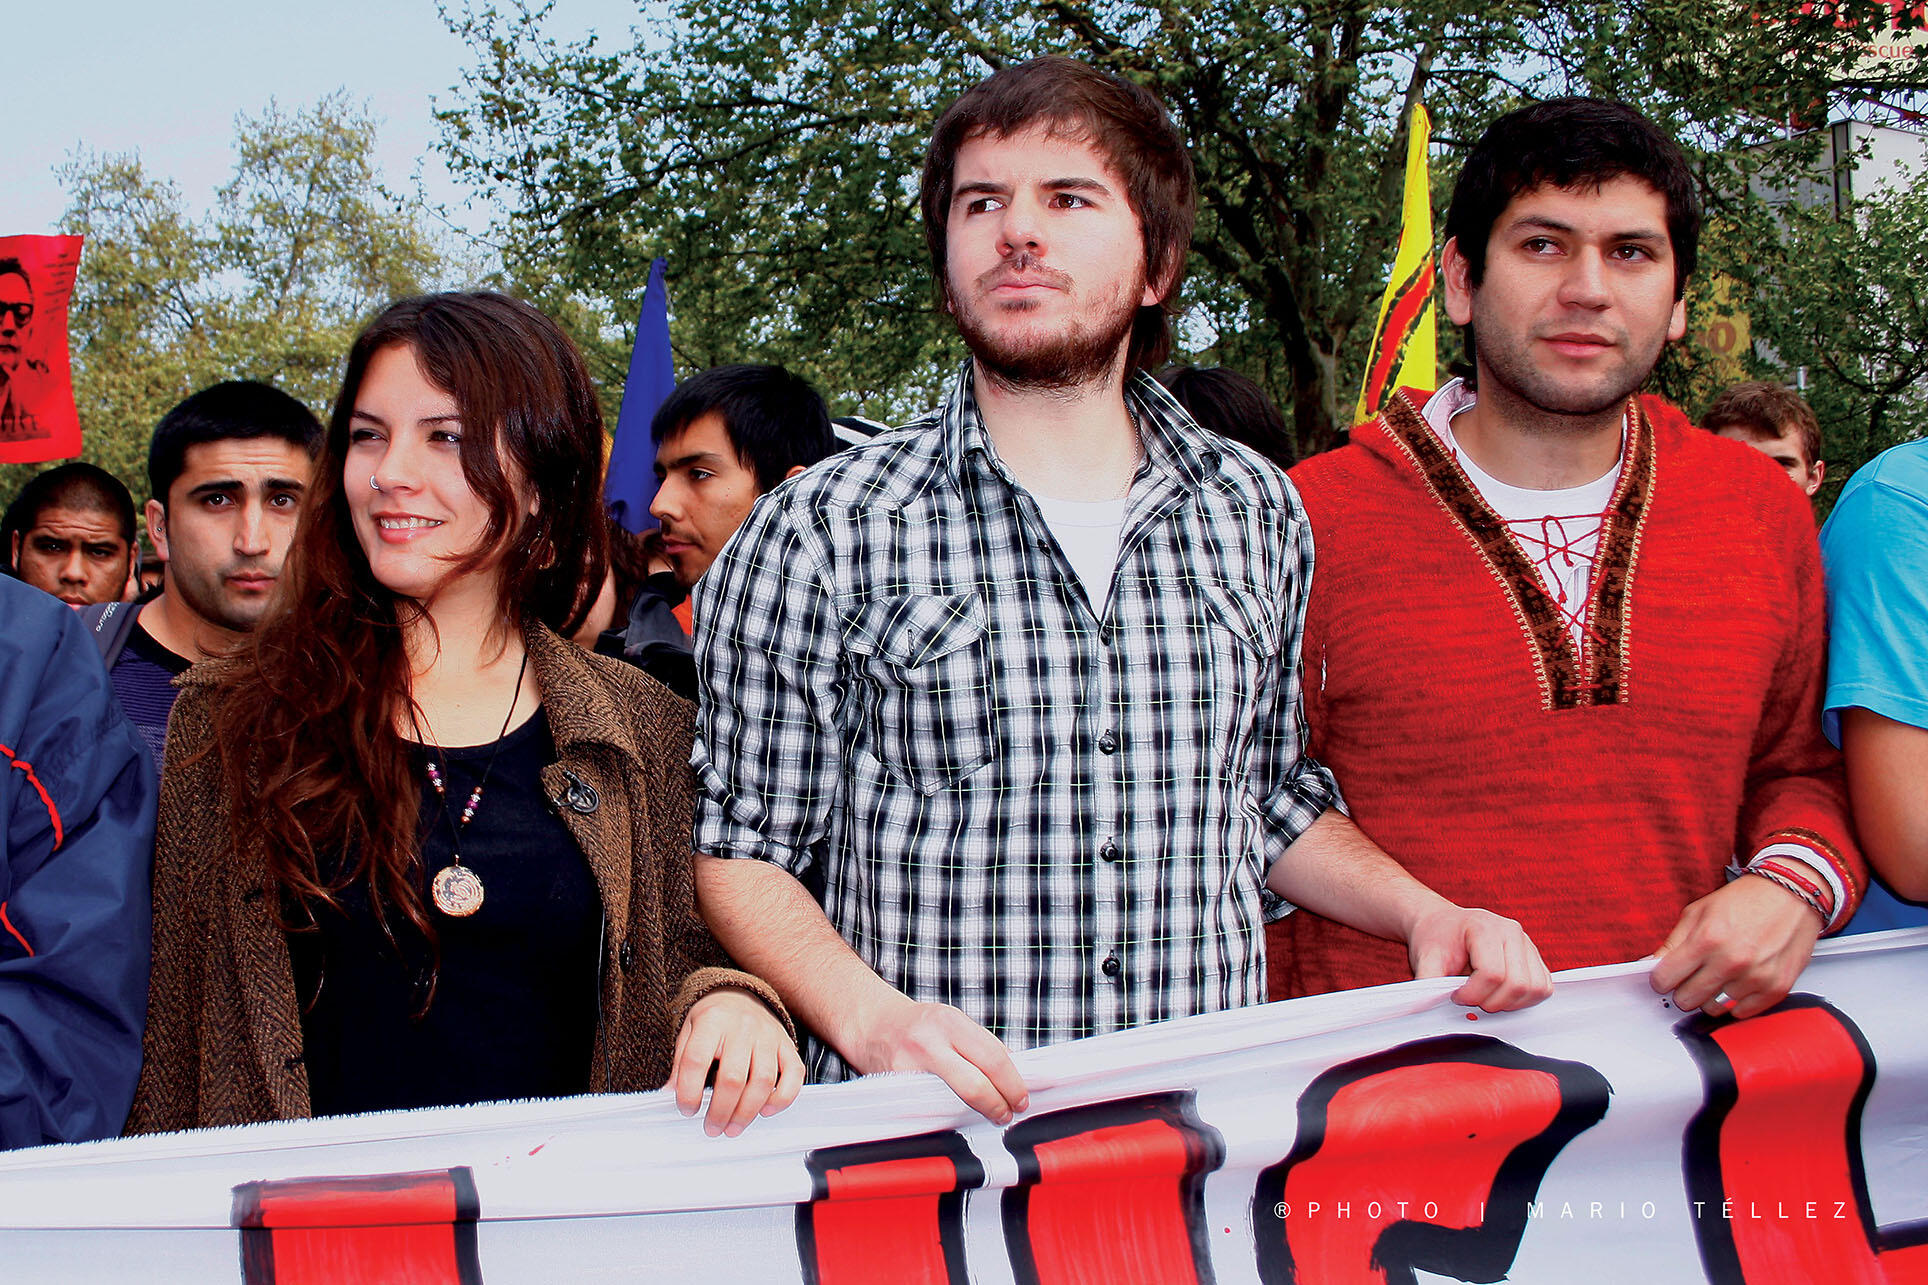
[694,855,1032,1125]
[1405,903,1555,1012]
[851,995,1031,1125]
[1270,810,1553,1012]
[1650,876,1824,1020]
[670,987,805,1136]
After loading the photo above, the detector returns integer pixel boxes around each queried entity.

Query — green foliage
[437,0,1905,459]
[1742,164,1928,517]
[2,93,462,517]
[441,0,980,425]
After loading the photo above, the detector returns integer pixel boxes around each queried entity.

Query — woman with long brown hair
[128,292,799,1136]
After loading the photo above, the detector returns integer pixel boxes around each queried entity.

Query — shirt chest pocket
[1197,580,1277,769]
[842,592,996,794]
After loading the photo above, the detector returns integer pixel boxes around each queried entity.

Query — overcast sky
[5,1,644,238]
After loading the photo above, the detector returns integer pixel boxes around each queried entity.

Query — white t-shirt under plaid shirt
[691,363,1340,1081]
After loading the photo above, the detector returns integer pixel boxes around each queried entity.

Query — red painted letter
[1678,996,1928,1284]
[1001,1093,1225,1285]
[798,1131,984,1285]
[1252,1034,1609,1285]
[231,1167,481,1285]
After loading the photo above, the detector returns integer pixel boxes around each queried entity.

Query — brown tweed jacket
[126,622,791,1134]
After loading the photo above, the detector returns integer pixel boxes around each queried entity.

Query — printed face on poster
[0,234,84,464]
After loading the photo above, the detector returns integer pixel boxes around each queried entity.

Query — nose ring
[371,475,381,491]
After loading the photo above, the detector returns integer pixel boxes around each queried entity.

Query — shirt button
[1101,953,1121,979]
[1100,838,1120,863]
[1099,622,1115,645]
[619,940,637,972]
[1098,729,1119,754]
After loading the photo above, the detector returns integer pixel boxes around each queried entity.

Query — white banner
[3,930,1925,1284]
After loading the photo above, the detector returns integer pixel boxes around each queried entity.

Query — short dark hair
[0,257,29,290]
[920,56,1196,370]
[1156,365,1295,469]
[1446,97,1701,300]
[650,364,837,493]
[1702,380,1821,468]
[147,380,324,508]
[3,462,136,551]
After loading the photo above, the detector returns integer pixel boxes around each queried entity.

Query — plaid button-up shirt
[692,362,1339,1080]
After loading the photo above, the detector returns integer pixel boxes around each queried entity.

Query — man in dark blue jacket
[1,577,155,1148]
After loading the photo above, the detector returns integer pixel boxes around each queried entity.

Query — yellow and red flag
[1353,104,1437,426]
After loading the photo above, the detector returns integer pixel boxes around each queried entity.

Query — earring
[370,475,381,491]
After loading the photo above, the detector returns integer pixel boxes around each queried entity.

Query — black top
[107,621,191,772]
[288,707,604,1117]
[595,571,696,700]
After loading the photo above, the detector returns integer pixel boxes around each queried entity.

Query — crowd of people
[1,57,1922,1152]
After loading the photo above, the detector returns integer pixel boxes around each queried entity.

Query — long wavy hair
[210,292,609,946]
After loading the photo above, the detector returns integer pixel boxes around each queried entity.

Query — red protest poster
[0,235,84,464]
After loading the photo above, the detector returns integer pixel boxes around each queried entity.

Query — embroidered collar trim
[1378,390,1656,711]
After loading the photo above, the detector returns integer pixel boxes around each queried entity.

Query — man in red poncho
[1278,98,1863,1020]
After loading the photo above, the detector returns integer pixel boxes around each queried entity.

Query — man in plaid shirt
[691,57,1551,1123]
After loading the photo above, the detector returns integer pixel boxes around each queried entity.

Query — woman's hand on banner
[670,987,806,1136]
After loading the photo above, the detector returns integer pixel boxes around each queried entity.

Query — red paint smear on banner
[1711,1008,1928,1285]
[240,1172,462,1228]
[1281,1062,1561,1285]
[811,1154,966,1285]
[248,1223,469,1285]
[1882,1244,1928,1284]
[1021,1118,1205,1285]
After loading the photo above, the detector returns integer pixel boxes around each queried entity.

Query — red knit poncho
[1272,390,1862,1001]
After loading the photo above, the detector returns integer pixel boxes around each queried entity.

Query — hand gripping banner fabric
[0,930,1923,1283]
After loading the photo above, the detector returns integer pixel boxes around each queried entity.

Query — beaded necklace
[410,647,531,917]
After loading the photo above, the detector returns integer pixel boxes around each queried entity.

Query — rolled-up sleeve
[1253,482,1341,913]
[690,496,845,875]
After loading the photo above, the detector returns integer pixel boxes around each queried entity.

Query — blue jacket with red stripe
[0,578,155,1149]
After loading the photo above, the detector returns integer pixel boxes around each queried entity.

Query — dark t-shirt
[107,620,191,772]
[595,571,697,700]
[288,707,604,1117]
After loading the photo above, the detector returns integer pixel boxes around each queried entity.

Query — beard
[1470,316,1665,428]
[170,559,278,634]
[949,255,1143,393]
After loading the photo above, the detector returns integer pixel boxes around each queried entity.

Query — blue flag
[605,257,675,533]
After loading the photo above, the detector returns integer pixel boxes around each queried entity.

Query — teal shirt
[1821,439,1928,932]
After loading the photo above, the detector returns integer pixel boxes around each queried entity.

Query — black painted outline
[1251,1034,1611,1285]
[1001,1091,1227,1285]
[797,1130,985,1285]
[1676,994,1928,1285]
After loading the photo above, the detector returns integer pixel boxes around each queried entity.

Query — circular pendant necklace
[411,647,531,918]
